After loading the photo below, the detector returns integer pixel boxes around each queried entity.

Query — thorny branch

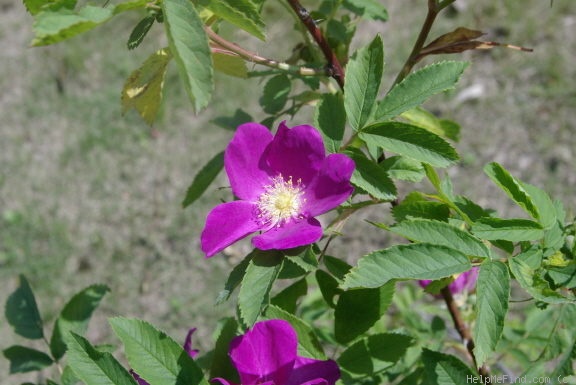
[285,0,345,89]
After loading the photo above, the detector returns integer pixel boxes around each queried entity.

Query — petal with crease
[287,357,340,385]
[305,154,355,217]
[264,122,325,185]
[201,201,262,258]
[229,320,297,385]
[252,218,322,251]
[225,123,274,201]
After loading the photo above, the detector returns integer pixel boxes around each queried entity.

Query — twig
[205,28,327,77]
[392,0,454,86]
[285,0,345,88]
[441,286,490,379]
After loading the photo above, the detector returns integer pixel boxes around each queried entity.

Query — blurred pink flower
[419,267,480,295]
[201,122,354,257]
[213,319,340,385]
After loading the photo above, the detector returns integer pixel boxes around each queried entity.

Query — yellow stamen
[256,175,305,227]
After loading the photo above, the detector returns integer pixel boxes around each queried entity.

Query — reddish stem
[441,287,490,379]
[285,0,345,88]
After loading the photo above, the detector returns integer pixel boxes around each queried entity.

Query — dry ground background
[1,0,575,382]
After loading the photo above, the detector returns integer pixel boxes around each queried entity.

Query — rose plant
[3,0,576,384]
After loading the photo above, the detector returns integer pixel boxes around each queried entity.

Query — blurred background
[1,0,575,381]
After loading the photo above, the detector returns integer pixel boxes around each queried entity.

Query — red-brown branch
[285,0,345,88]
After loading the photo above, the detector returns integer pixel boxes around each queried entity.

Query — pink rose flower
[201,122,354,257]
[214,319,340,385]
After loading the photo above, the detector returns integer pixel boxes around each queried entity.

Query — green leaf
[390,219,491,258]
[314,93,346,153]
[265,305,326,360]
[32,6,112,46]
[346,150,396,200]
[343,0,388,21]
[375,61,468,121]
[338,333,413,375]
[359,122,459,167]
[483,162,540,221]
[509,256,575,304]
[211,109,253,131]
[5,275,44,339]
[32,0,147,46]
[25,0,76,15]
[127,15,155,50]
[342,243,471,289]
[209,318,239,383]
[471,217,544,242]
[50,284,110,360]
[380,156,425,182]
[547,264,576,289]
[181,151,224,208]
[423,162,442,192]
[521,182,557,229]
[422,348,478,383]
[198,0,265,40]
[334,282,395,344]
[212,52,248,78]
[62,364,81,385]
[453,196,489,222]
[392,193,450,222]
[259,74,291,114]
[24,0,44,14]
[67,333,136,385]
[324,255,352,281]
[238,250,283,327]
[316,270,341,308]
[271,278,307,314]
[3,345,53,374]
[163,0,213,112]
[401,107,460,141]
[109,318,208,385]
[284,246,318,273]
[344,35,384,130]
[473,260,510,366]
[216,252,252,304]
[121,48,172,125]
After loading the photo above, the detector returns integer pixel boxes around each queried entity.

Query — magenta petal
[252,218,322,250]
[183,328,199,358]
[130,370,150,385]
[449,267,479,294]
[305,153,354,217]
[287,357,340,385]
[225,123,274,201]
[201,201,263,258]
[211,379,239,385]
[264,122,326,185]
[229,320,298,385]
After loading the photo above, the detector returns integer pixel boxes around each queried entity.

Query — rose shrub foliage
[3,0,576,384]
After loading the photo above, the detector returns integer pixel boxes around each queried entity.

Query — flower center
[256,175,304,227]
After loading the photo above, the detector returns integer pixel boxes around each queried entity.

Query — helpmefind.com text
[467,375,574,384]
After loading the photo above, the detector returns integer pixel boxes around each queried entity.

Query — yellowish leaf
[212,52,248,78]
[121,48,172,125]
